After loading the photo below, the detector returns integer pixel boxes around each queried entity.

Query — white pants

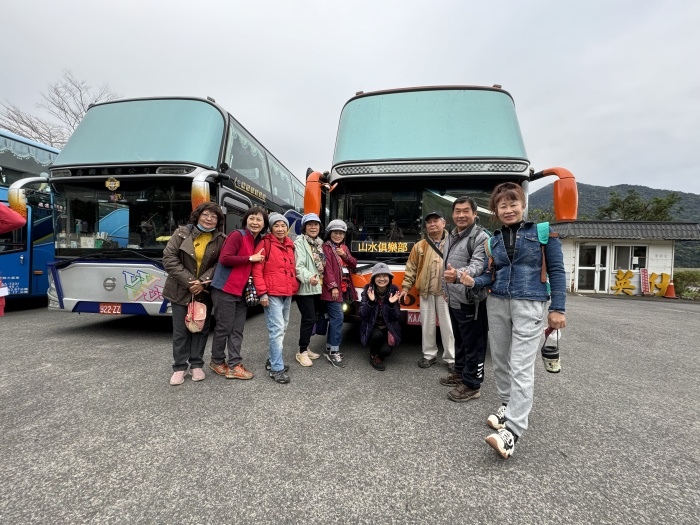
[420,294,455,363]
[487,296,548,438]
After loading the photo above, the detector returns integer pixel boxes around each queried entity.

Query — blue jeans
[264,295,291,372]
[325,301,344,351]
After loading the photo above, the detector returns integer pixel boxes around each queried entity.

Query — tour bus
[1,129,60,299]
[45,96,302,316]
[304,85,578,323]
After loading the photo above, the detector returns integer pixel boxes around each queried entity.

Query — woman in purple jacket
[321,220,357,368]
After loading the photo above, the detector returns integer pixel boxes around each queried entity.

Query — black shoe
[370,355,385,371]
[417,357,437,368]
[265,359,289,372]
[269,370,290,384]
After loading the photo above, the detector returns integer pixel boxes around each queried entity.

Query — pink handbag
[185,295,207,333]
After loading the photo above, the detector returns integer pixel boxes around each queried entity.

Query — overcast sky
[5,0,699,195]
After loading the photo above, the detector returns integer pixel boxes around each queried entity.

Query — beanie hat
[371,262,394,279]
[326,219,347,233]
[268,213,289,229]
[301,213,321,230]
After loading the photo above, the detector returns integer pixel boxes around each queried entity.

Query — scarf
[304,234,326,273]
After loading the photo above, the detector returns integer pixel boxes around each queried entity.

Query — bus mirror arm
[531,167,578,222]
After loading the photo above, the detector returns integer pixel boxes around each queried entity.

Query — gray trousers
[487,296,547,438]
[210,288,248,367]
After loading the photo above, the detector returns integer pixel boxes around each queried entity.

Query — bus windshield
[55,99,225,168]
[52,179,193,256]
[333,88,527,165]
[333,179,502,263]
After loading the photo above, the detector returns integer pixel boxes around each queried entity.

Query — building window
[614,245,647,270]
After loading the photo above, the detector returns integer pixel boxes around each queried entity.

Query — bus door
[219,191,252,233]
[2,178,54,298]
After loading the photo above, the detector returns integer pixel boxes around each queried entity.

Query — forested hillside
[529,183,700,268]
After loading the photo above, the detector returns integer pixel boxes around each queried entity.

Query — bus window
[267,155,294,208]
[225,121,271,192]
[223,196,246,232]
[0,221,26,253]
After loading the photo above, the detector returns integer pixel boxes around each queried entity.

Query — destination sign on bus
[351,241,414,254]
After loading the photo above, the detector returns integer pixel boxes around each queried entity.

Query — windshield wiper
[355,254,408,272]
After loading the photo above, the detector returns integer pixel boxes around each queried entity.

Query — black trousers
[171,302,211,371]
[449,301,488,390]
[369,326,393,359]
[296,294,322,350]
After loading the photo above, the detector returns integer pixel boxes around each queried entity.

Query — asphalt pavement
[1,294,699,524]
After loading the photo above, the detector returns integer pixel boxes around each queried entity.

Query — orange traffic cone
[664,280,678,299]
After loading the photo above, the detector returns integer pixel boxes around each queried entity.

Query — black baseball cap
[424,211,444,221]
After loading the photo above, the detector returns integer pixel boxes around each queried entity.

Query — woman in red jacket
[252,213,298,383]
[209,207,268,380]
[321,219,357,368]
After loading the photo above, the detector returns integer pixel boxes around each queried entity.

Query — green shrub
[674,270,700,300]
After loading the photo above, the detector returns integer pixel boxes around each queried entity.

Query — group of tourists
[162,181,567,460]
[162,206,400,385]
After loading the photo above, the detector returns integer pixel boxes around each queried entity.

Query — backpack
[485,222,558,286]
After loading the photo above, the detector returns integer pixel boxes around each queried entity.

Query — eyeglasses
[200,212,218,219]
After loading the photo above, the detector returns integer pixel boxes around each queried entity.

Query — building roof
[550,221,700,241]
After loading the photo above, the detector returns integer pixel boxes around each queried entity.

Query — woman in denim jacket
[462,182,566,459]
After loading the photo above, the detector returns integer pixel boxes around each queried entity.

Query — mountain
[529,183,700,268]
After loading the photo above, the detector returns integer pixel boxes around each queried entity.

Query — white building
[550,221,700,296]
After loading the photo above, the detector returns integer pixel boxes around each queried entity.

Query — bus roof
[332,86,528,173]
[0,128,60,154]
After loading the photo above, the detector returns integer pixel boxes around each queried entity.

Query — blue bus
[0,129,60,299]
[46,96,303,316]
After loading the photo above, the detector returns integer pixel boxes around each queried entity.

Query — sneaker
[170,370,186,385]
[266,359,289,372]
[446,363,455,373]
[226,363,254,380]
[190,368,205,382]
[295,351,313,367]
[369,355,385,371]
[326,351,345,368]
[209,362,229,376]
[439,372,461,387]
[487,405,507,430]
[542,356,561,373]
[447,383,481,402]
[485,428,516,459]
[417,356,437,368]
[306,349,321,360]
[324,348,344,359]
[269,370,290,384]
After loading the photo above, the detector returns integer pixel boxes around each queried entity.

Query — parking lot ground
[1,294,699,524]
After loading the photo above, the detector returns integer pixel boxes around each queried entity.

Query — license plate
[407,311,421,325]
[99,303,122,315]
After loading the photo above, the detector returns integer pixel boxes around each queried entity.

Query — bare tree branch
[0,70,119,149]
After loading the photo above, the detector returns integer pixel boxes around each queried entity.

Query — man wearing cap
[400,211,455,371]
[441,197,490,402]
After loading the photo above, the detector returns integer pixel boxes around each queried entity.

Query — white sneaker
[485,428,516,459]
[170,370,186,385]
[190,368,205,381]
[306,349,321,360]
[296,351,313,367]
